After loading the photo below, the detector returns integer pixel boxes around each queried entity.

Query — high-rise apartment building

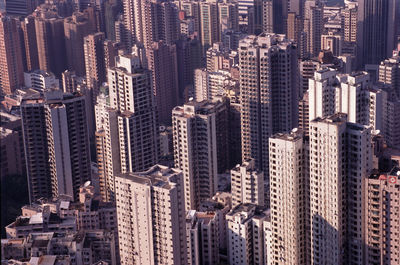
[45,92,92,200]
[307,68,348,122]
[358,0,400,66]
[20,95,52,203]
[218,2,239,40]
[309,113,372,264]
[5,0,38,16]
[0,14,24,95]
[239,33,299,192]
[24,70,59,90]
[194,68,238,102]
[269,129,309,264]
[321,32,342,56]
[385,91,400,149]
[64,12,95,77]
[123,0,179,48]
[364,168,400,264]
[103,39,120,70]
[186,210,220,265]
[309,68,376,126]
[335,72,371,125]
[299,59,321,95]
[175,36,202,103]
[286,12,302,50]
[34,9,67,77]
[98,52,159,202]
[303,0,323,58]
[262,0,273,33]
[342,1,357,43]
[159,2,180,45]
[145,41,179,125]
[62,70,81,93]
[379,54,400,98]
[21,16,39,72]
[0,114,25,178]
[238,0,263,34]
[298,91,310,135]
[115,165,187,265]
[231,159,264,208]
[21,91,92,203]
[308,68,399,148]
[206,42,238,72]
[227,203,269,265]
[199,2,218,52]
[172,98,229,210]
[176,0,201,36]
[84,32,106,92]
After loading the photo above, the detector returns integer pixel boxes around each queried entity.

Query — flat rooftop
[368,167,400,180]
[311,113,348,124]
[270,128,303,142]
[117,165,181,190]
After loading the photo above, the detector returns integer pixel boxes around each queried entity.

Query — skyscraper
[309,113,372,264]
[186,210,221,265]
[303,0,323,58]
[308,68,337,122]
[227,203,269,265]
[217,2,239,40]
[34,8,67,77]
[239,33,299,196]
[342,1,357,43]
[123,0,179,48]
[298,91,310,135]
[238,0,263,34]
[379,53,400,98]
[21,91,92,202]
[269,129,309,264]
[84,32,106,92]
[230,159,264,208]
[145,41,179,125]
[20,95,52,203]
[21,16,39,72]
[98,52,159,202]
[321,32,343,56]
[0,14,24,95]
[262,0,273,33]
[5,0,38,16]
[45,92,92,200]
[358,0,400,66]
[199,1,218,52]
[64,12,95,76]
[176,36,202,103]
[364,168,400,264]
[172,99,228,210]
[286,12,302,46]
[103,39,120,70]
[115,165,187,265]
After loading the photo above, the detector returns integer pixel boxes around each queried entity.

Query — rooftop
[0,127,13,138]
[227,203,268,223]
[117,165,182,190]
[270,128,304,142]
[29,255,57,265]
[368,167,400,180]
[311,113,348,124]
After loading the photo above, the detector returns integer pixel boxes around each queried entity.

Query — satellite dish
[83,181,91,187]
[292,128,298,133]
